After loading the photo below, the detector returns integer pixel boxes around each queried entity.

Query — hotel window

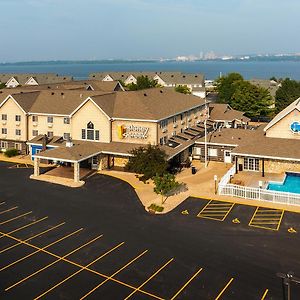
[95,130,100,141]
[172,116,177,123]
[32,115,38,122]
[159,136,167,145]
[2,114,7,121]
[194,147,201,155]
[16,129,21,136]
[81,129,86,139]
[160,119,168,129]
[47,116,53,123]
[1,141,8,148]
[47,131,53,138]
[208,148,218,157]
[32,130,38,137]
[63,117,70,124]
[2,128,7,134]
[15,143,22,151]
[15,115,21,122]
[63,133,70,140]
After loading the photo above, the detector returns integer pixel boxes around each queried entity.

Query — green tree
[215,73,244,103]
[153,173,179,204]
[275,78,300,113]
[230,81,273,118]
[127,75,158,91]
[126,144,168,182]
[0,83,5,89]
[175,85,191,94]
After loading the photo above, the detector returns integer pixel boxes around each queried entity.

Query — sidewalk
[0,154,49,167]
[99,162,300,214]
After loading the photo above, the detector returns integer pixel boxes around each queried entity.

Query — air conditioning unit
[194,115,198,119]
[181,120,185,125]
[188,118,192,122]
[2,134,7,138]
[48,123,53,128]
[16,121,20,126]
[173,124,178,128]
[15,136,21,140]
[33,122,38,127]
[2,121,6,125]
[162,128,167,133]
[196,120,201,124]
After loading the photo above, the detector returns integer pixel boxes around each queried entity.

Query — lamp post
[276,271,300,300]
[214,175,218,194]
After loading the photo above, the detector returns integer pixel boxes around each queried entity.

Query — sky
[0,0,299,62]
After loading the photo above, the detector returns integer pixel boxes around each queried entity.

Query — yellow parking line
[6,234,103,291]
[80,250,148,300]
[124,258,174,300]
[0,211,32,225]
[249,224,278,231]
[34,242,125,300]
[215,278,234,300]
[261,289,269,300]
[276,210,285,230]
[170,267,203,300]
[248,207,259,225]
[0,228,83,271]
[0,206,18,215]
[0,230,163,300]
[0,222,65,254]
[198,200,213,215]
[0,216,48,239]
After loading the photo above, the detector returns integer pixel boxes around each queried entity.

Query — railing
[218,164,236,186]
[218,183,300,207]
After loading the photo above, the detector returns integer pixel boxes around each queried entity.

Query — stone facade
[264,159,300,174]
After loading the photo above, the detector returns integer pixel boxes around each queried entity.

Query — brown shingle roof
[209,103,250,122]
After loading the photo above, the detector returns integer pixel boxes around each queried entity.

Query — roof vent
[51,92,55,95]
[171,75,174,78]
[47,86,51,89]
[183,75,186,78]
[195,75,198,77]
[144,93,147,97]
[80,94,83,98]
[66,138,73,148]
[0,91,2,94]
[93,75,95,78]
[61,92,64,96]
[160,90,163,93]
[20,91,23,94]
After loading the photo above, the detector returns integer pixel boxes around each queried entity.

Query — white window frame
[16,129,21,136]
[208,148,218,157]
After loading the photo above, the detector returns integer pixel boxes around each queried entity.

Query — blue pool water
[268,173,300,194]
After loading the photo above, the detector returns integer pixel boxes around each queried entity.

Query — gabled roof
[209,103,250,122]
[264,97,300,132]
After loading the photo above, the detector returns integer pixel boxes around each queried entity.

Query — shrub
[4,148,19,157]
[148,204,164,213]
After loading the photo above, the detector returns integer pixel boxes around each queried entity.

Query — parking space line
[0,228,83,272]
[0,216,48,239]
[197,200,235,222]
[261,289,269,300]
[0,211,32,225]
[33,242,125,300]
[215,278,234,300]
[0,202,5,206]
[249,207,284,231]
[0,206,18,215]
[170,267,203,300]
[0,222,65,254]
[5,234,103,291]
[0,230,164,300]
[80,250,148,300]
[124,258,174,300]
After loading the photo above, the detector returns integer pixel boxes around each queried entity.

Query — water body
[0,60,300,80]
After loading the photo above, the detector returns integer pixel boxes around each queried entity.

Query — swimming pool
[268,172,300,194]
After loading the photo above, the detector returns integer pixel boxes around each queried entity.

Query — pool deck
[232,171,285,188]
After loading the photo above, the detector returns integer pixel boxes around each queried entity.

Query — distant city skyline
[1,0,300,62]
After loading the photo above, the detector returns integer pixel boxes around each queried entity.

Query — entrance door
[91,156,98,170]
[224,150,232,163]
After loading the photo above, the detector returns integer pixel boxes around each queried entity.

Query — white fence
[218,183,300,207]
[218,164,236,186]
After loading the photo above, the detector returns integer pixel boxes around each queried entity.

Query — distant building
[89,71,206,98]
[0,73,73,88]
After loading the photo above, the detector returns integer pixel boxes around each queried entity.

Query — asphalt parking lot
[0,161,300,299]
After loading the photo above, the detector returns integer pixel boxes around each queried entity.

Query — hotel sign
[117,125,149,139]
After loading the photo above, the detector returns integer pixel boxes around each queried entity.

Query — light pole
[276,271,300,300]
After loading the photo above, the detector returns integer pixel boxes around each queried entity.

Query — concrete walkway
[99,162,300,214]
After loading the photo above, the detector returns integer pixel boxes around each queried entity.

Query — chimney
[42,134,48,151]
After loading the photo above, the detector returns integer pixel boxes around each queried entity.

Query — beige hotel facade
[0,88,208,181]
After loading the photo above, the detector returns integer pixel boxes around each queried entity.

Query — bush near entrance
[4,149,19,157]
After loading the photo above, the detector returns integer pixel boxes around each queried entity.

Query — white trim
[0,95,27,115]
[232,152,300,162]
[102,74,114,81]
[195,141,238,147]
[69,97,111,120]
[24,77,39,86]
[28,112,69,117]
[112,117,158,123]
[33,154,77,163]
[5,77,20,87]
